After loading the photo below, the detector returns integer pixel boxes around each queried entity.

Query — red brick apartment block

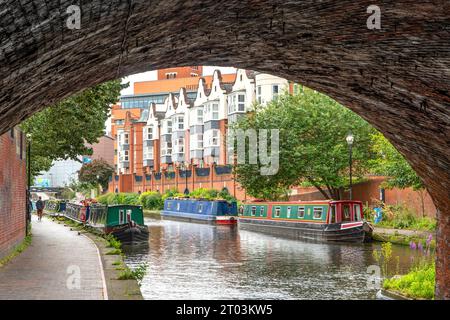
[0,128,27,259]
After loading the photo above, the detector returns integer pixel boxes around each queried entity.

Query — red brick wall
[0,129,27,259]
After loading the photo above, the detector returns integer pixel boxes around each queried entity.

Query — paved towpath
[0,215,106,300]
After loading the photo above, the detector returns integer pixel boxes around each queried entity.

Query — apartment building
[109,67,291,198]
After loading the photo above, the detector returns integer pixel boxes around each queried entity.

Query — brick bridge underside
[0,1,448,298]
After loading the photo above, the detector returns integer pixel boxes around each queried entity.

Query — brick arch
[0,1,448,298]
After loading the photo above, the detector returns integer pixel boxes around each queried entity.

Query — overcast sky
[120,66,236,96]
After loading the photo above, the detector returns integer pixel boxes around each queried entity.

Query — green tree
[370,132,423,190]
[78,159,114,191]
[21,80,125,177]
[230,88,375,200]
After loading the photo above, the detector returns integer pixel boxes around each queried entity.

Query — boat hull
[238,218,372,243]
[161,211,237,225]
[107,224,149,245]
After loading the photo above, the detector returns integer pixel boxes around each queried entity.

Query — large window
[238,94,245,111]
[210,130,219,146]
[123,133,129,145]
[174,138,184,154]
[257,86,262,103]
[145,126,153,140]
[272,85,279,99]
[212,103,219,120]
[161,142,172,156]
[143,146,153,160]
[121,150,129,162]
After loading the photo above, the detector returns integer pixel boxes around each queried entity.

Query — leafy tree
[370,132,423,190]
[21,80,125,177]
[230,88,375,200]
[78,159,114,190]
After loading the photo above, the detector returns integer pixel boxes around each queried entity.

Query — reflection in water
[123,218,415,300]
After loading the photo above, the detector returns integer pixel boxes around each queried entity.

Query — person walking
[36,197,44,221]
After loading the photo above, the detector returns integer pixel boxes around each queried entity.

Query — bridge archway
[0,1,448,298]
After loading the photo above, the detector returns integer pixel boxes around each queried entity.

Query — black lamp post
[346,132,354,200]
[26,133,32,235]
[182,162,189,195]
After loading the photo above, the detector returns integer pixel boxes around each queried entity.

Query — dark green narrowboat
[238,200,373,243]
[62,202,149,244]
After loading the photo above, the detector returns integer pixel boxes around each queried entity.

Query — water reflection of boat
[162,198,238,225]
[239,200,373,243]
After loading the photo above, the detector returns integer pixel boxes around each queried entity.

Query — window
[177,203,180,211]
[238,94,245,112]
[343,204,351,221]
[330,205,336,223]
[260,207,264,216]
[126,209,132,222]
[166,72,177,79]
[239,205,244,216]
[174,138,184,153]
[272,85,279,98]
[122,150,129,162]
[167,202,171,210]
[145,126,153,140]
[210,130,219,146]
[354,204,361,221]
[287,207,291,218]
[257,86,262,103]
[274,207,281,218]
[196,134,203,149]
[190,73,198,77]
[123,133,129,144]
[212,103,219,120]
[199,204,203,213]
[298,207,305,218]
[313,207,323,219]
[143,146,153,160]
[251,206,256,216]
[119,210,125,224]
[197,109,203,123]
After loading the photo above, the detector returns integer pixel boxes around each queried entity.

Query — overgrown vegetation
[383,262,435,300]
[0,234,32,268]
[97,188,237,210]
[117,263,148,285]
[366,203,436,231]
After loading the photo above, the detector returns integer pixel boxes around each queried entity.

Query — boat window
[251,206,256,216]
[313,207,323,219]
[119,209,125,224]
[167,202,171,210]
[199,204,203,213]
[260,207,264,216]
[126,209,132,222]
[239,205,244,216]
[330,205,337,223]
[274,207,281,218]
[287,207,291,218]
[343,204,351,222]
[354,204,362,221]
[298,207,305,218]
[177,203,180,211]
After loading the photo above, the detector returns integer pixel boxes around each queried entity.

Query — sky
[120,66,236,96]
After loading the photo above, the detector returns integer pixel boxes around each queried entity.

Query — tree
[370,132,426,216]
[370,132,423,190]
[230,88,375,200]
[21,80,125,177]
[78,159,114,191]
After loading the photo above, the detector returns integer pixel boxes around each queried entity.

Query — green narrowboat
[64,202,149,244]
[238,200,373,243]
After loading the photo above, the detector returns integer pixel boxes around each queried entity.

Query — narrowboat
[238,200,373,243]
[61,202,149,244]
[162,198,238,225]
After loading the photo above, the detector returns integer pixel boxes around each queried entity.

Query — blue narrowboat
[162,198,238,225]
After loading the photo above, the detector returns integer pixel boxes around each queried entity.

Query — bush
[369,204,436,231]
[139,191,163,210]
[162,188,184,201]
[96,192,140,206]
[383,262,435,299]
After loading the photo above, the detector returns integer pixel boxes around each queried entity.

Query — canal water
[123,217,415,300]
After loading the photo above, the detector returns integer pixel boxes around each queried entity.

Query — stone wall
[0,129,27,259]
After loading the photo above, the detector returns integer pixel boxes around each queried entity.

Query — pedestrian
[36,196,44,221]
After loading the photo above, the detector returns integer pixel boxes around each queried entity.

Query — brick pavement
[0,215,106,300]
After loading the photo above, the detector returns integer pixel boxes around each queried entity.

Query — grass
[112,260,122,266]
[383,262,435,300]
[0,234,32,268]
[117,263,148,284]
[106,249,122,255]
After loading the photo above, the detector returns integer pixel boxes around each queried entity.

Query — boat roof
[243,200,363,205]
[167,197,233,203]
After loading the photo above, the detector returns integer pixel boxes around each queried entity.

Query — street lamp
[26,133,32,235]
[346,132,354,200]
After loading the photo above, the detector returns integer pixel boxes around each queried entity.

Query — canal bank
[50,216,143,300]
[372,226,436,248]
[0,215,142,300]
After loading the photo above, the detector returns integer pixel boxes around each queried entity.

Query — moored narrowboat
[64,202,149,244]
[238,200,373,243]
[162,198,238,225]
